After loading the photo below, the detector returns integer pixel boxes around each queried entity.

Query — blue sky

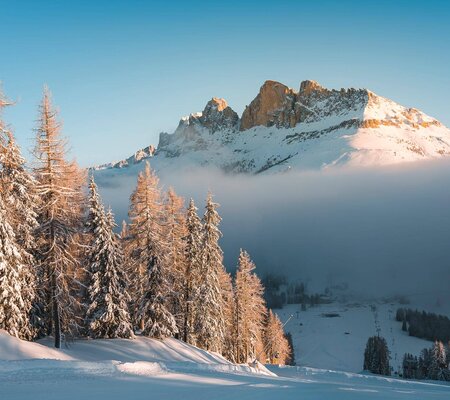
[1,0,449,166]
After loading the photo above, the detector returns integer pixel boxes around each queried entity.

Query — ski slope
[276,298,450,374]
[1,329,449,399]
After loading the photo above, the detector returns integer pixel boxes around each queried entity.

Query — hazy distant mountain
[93,80,450,174]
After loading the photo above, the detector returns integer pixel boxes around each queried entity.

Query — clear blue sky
[1,0,449,166]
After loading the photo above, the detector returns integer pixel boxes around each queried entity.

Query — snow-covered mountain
[94,79,450,174]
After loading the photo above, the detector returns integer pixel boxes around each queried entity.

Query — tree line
[396,308,450,343]
[402,341,450,381]
[262,273,328,310]
[0,87,292,365]
[363,331,450,381]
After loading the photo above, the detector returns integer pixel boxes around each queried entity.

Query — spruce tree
[195,193,226,353]
[402,319,407,332]
[219,266,235,361]
[127,162,164,329]
[85,178,133,339]
[429,341,448,381]
[0,89,39,339]
[138,256,178,339]
[0,131,39,252]
[363,336,391,376]
[182,199,203,344]
[0,195,34,339]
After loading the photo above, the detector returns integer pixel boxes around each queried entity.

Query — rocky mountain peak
[95,78,450,174]
[205,97,228,112]
[240,80,297,130]
[299,79,325,96]
[201,97,239,132]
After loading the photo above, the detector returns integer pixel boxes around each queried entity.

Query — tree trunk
[183,283,190,343]
[52,271,61,348]
[50,222,61,349]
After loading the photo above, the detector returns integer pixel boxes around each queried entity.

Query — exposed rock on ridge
[201,97,239,132]
[240,79,370,130]
[93,79,450,173]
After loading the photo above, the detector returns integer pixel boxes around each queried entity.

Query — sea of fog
[95,160,450,299]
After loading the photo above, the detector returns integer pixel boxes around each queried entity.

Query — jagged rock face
[201,97,239,132]
[240,79,370,130]
[92,144,155,170]
[156,98,239,156]
[240,81,297,130]
[93,79,450,174]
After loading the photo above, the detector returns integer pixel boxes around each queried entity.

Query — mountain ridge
[93,79,450,174]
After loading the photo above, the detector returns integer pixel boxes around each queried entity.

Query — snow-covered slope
[1,330,449,399]
[0,330,72,361]
[276,297,450,375]
[93,80,450,175]
[0,330,267,374]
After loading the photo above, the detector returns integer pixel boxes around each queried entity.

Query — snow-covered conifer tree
[161,187,187,332]
[85,178,133,338]
[219,267,235,361]
[182,199,203,344]
[264,310,291,365]
[138,256,178,339]
[0,194,34,339]
[127,162,164,329]
[0,90,38,339]
[33,88,84,347]
[363,336,391,376]
[194,193,226,353]
[429,341,448,380]
[233,250,266,363]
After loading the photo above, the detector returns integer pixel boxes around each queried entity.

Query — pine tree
[195,193,226,353]
[363,336,391,376]
[33,88,84,347]
[138,255,178,339]
[264,310,291,365]
[85,178,133,338]
[182,199,203,344]
[161,187,187,333]
[0,195,35,339]
[233,249,266,363]
[402,353,419,379]
[402,318,407,332]
[0,89,39,338]
[219,267,235,361]
[127,162,164,329]
[429,341,448,381]
[285,332,296,365]
[0,131,39,251]
[419,347,432,379]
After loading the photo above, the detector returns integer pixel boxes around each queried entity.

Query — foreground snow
[1,330,449,399]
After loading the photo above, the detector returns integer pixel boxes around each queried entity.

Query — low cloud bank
[96,160,450,298]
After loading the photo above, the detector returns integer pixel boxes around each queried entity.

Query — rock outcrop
[240,79,370,130]
[201,97,239,132]
[92,144,155,170]
[93,78,450,174]
[240,81,297,130]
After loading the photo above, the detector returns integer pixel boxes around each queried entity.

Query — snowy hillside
[276,297,450,375]
[93,80,450,175]
[1,331,449,399]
